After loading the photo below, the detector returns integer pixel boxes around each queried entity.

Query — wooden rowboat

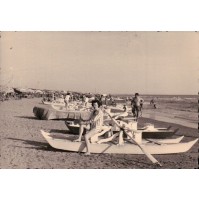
[33,105,92,120]
[64,121,177,139]
[65,121,85,134]
[141,130,177,139]
[41,130,197,154]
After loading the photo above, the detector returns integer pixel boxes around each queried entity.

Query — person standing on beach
[64,93,71,108]
[83,95,89,107]
[99,95,103,105]
[123,104,127,112]
[131,93,144,119]
[105,96,108,106]
[73,100,104,155]
[150,98,157,109]
[140,99,144,109]
[51,93,55,102]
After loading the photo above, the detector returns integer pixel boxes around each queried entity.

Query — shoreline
[142,113,197,129]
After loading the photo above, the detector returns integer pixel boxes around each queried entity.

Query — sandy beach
[129,95,197,129]
[0,98,198,169]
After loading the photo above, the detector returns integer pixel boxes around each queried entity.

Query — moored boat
[41,130,197,155]
[141,130,176,139]
[33,105,92,120]
[65,120,177,139]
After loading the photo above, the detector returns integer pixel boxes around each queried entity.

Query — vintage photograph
[0,31,198,168]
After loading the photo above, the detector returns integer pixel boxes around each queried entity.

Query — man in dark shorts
[131,93,144,119]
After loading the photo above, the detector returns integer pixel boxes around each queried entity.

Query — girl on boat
[73,99,104,155]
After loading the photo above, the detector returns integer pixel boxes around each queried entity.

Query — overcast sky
[1,31,198,94]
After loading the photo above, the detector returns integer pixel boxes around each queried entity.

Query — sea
[113,94,198,101]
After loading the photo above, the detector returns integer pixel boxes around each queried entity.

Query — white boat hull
[41,130,197,155]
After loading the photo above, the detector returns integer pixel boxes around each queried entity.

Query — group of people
[45,91,145,120]
[64,93,117,109]
[43,91,122,109]
[44,91,155,155]
[72,93,145,155]
[42,92,91,108]
[64,93,90,108]
[43,91,146,155]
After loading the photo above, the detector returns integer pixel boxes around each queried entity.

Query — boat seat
[90,126,112,143]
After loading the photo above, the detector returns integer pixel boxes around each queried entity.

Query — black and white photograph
[1,1,199,201]
[0,31,198,169]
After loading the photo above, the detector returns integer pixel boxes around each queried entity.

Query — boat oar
[104,110,162,167]
[145,139,163,145]
[173,128,179,134]
[167,126,172,130]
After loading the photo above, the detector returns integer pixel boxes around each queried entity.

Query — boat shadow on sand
[6,137,65,153]
[49,129,72,134]
[14,116,38,120]
[6,137,157,167]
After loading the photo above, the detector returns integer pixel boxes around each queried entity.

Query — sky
[0,31,198,94]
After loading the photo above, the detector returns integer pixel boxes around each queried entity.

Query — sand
[142,109,197,129]
[0,98,198,169]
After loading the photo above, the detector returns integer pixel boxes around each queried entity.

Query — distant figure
[99,95,103,105]
[51,93,55,101]
[47,94,51,102]
[110,97,116,106]
[64,93,71,108]
[105,96,108,106]
[150,98,157,109]
[70,93,74,102]
[131,93,144,119]
[110,96,113,103]
[140,99,144,109]
[83,95,89,107]
[123,105,127,112]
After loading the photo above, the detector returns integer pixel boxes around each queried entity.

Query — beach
[0,98,198,169]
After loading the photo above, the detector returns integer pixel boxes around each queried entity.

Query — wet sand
[142,110,196,129]
[0,98,198,169]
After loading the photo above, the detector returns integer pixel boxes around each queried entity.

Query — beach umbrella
[26,89,35,93]
[35,90,43,94]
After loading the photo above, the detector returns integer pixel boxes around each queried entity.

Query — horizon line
[2,85,197,96]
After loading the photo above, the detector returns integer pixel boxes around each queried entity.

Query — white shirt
[65,95,70,101]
